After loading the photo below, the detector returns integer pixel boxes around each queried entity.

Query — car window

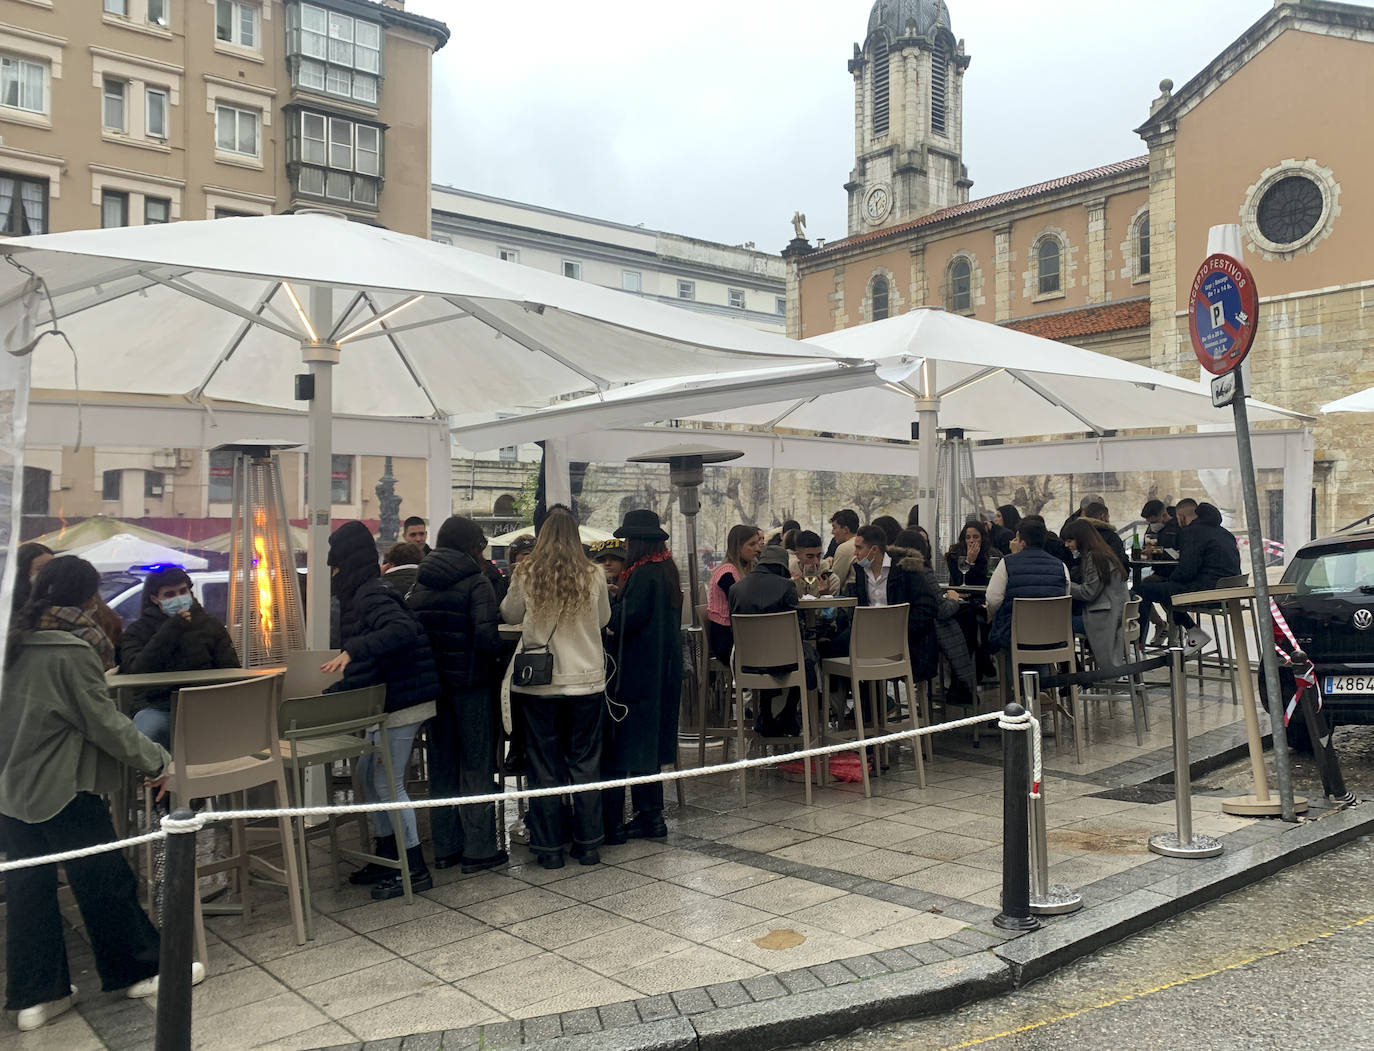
[200,582,228,624]
[1289,546,1374,596]
[109,586,143,627]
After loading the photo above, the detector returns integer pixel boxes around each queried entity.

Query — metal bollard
[154,809,198,1051]
[1021,671,1082,916]
[995,703,1040,932]
[1148,649,1223,859]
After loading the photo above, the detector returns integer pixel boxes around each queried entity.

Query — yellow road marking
[938,913,1374,1050]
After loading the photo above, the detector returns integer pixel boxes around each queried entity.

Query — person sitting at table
[946,521,997,587]
[767,519,800,546]
[872,515,902,546]
[1062,519,1129,668]
[706,524,763,664]
[1137,501,1239,656]
[790,530,836,597]
[118,566,239,749]
[1022,514,1075,573]
[601,509,682,846]
[380,541,424,597]
[407,516,505,875]
[1,556,203,1032]
[889,529,975,707]
[1060,494,1102,538]
[323,521,440,899]
[987,520,1071,652]
[1080,502,1128,572]
[729,544,814,737]
[1141,499,1181,554]
[827,508,861,592]
[989,505,1020,556]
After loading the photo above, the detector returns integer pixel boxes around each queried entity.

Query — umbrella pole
[304,284,338,651]
[916,398,940,556]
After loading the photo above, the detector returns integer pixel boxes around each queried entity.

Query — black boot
[371,844,433,900]
[349,834,397,885]
[625,811,668,840]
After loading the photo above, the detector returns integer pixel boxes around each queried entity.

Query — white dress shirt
[863,553,893,607]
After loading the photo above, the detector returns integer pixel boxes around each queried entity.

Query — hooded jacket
[1,632,169,823]
[118,595,239,712]
[728,548,798,617]
[1173,504,1241,590]
[408,548,502,693]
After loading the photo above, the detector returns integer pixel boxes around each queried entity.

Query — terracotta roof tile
[815,156,1149,255]
[1002,298,1151,340]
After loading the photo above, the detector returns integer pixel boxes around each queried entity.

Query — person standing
[501,508,611,869]
[323,521,439,899]
[118,567,239,749]
[408,516,505,874]
[603,510,683,843]
[379,542,424,597]
[402,516,431,554]
[1,557,202,1032]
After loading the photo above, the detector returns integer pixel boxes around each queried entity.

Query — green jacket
[0,631,169,824]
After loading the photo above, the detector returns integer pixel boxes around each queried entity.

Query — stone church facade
[786,0,1374,540]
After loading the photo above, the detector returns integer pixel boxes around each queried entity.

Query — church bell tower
[847,0,972,235]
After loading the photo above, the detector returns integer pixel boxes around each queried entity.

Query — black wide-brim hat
[614,508,669,542]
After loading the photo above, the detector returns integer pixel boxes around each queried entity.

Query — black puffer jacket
[1174,504,1241,590]
[728,560,799,617]
[407,549,502,693]
[332,577,439,712]
[119,601,239,712]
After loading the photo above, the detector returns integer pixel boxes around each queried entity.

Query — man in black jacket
[407,516,505,873]
[1137,502,1240,655]
[729,545,812,736]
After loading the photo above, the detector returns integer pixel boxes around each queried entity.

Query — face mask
[160,594,193,615]
[857,556,872,570]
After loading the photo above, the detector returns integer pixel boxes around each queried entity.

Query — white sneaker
[126,961,206,999]
[16,987,76,1031]
[1182,628,1211,657]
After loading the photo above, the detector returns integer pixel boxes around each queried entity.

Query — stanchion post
[1021,671,1081,916]
[995,703,1040,932]
[1148,649,1223,859]
[155,809,198,1051]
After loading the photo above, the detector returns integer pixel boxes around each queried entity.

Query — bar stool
[730,612,821,807]
[1186,574,1246,705]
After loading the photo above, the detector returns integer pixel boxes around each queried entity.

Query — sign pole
[1230,371,1297,821]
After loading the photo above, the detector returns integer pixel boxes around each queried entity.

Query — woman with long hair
[1062,518,1129,667]
[1,557,201,1031]
[706,523,763,663]
[323,521,440,899]
[12,542,53,614]
[990,505,1021,555]
[946,521,997,587]
[501,508,611,869]
[603,509,683,843]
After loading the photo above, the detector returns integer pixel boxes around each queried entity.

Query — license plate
[1324,675,1374,695]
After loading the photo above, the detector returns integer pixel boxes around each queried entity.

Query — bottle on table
[1131,530,1142,560]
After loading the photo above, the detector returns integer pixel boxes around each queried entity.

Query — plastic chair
[1009,596,1084,764]
[730,612,820,807]
[1122,597,1151,736]
[694,603,744,772]
[277,684,411,939]
[1074,598,1149,746]
[156,674,306,969]
[820,603,926,797]
[283,649,343,701]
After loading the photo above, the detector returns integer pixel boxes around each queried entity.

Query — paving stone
[993,889,1174,983]
[808,962,855,987]
[522,1015,563,1043]
[931,936,979,957]
[636,993,679,1023]
[480,1019,523,1049]
[704,981,752,1009]
[872,947,923,972]
[596,1001,642,1031]
[399,1034,443,1051]
[439,1028,480,1050]
[522,1017,698,1051]
[948,928,1001,950]
[841,954,889,978]
[559,1007,601,1036]
[741,973,788,1001]
[669,986,715,1015]
[361,1040,403,1051]
[777,968,825,995]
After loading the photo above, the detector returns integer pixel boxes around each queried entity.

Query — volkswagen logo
[1355,609,1374,631]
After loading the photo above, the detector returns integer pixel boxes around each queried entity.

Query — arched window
[871,34,890,136]
[493,494,517,517]
[947,258,971,313]
[1036,237,1061,296]
[871,275,890,321]
[930,42,950,136]
[1136,213,1150,276]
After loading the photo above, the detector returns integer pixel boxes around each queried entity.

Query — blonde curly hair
[512,509,598,623]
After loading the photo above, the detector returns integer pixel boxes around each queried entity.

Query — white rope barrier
[0,705,1043,873]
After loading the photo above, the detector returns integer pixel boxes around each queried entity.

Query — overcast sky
[408,0,1279,250]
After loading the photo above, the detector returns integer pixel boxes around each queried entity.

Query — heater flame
[252,510,274,646]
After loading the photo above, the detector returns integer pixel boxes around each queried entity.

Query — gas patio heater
[935,427,981,583]
[218,441,307,667]
[627,444,743,750]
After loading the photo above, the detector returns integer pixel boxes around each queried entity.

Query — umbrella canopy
[30,516,199,552]
[1321,387,1374,414]
[70,534,209,573]
[450,308,1311,450]
[2,214,834,418]
[486,523,615,548]
[196,525,309,554]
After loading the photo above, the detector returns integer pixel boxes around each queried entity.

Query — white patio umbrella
[485,523,615,548]
[1321,387,1374,413]
[71,534,209,573]
[0,213,833,644]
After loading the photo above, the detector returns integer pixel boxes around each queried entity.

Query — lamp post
[628,444,744,738]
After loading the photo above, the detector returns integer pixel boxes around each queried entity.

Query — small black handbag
[512,621,558,688]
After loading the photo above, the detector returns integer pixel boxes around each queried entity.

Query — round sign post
[1187,251,1298,821]
[1189,253,1259,376]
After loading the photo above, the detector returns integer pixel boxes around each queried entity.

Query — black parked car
[1267,527,1374,749]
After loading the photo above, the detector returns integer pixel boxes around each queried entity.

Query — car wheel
[1258,665,1312,753]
